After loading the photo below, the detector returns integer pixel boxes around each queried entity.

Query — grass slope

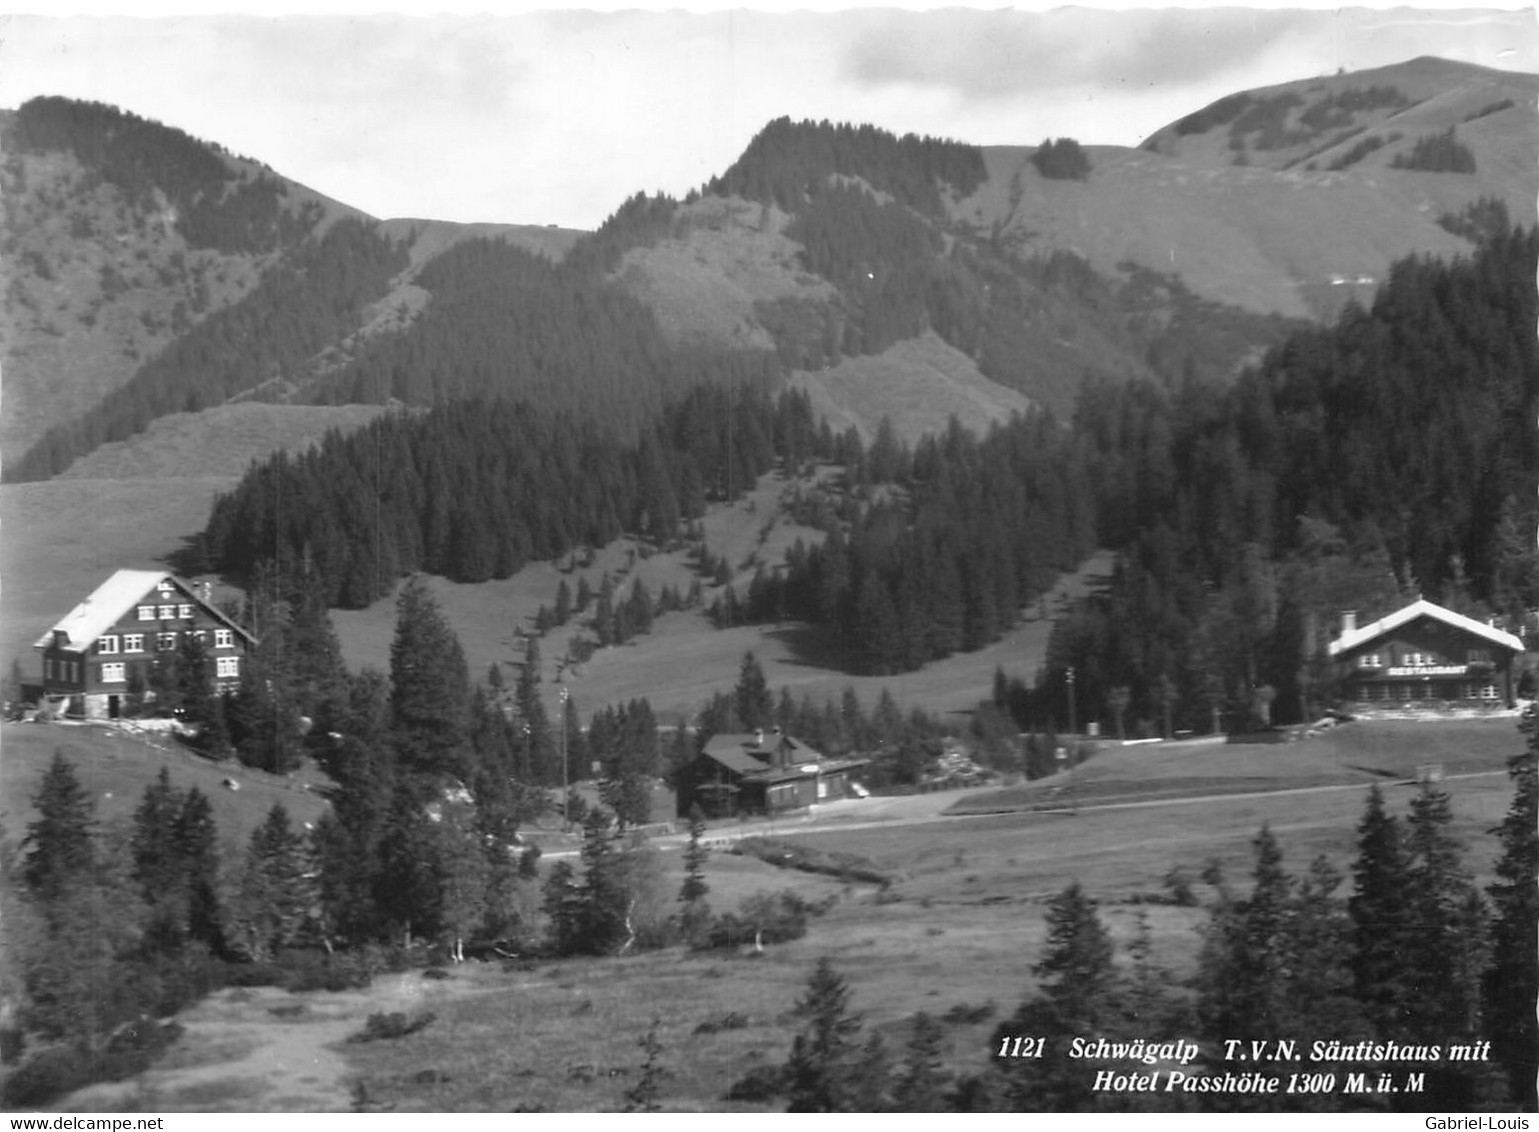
[948,715,1520,813]
[1,404,389,676]
[329,468,1114,725]
[956,60,1537,320]
[610,195,831,351]
[54,716,1521,1112]
[789,331,1031,446]
[956,144,1477,320]
[0,720,330,851]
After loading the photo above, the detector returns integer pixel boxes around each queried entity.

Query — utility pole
[1066,666,1079,816]
[559,684,571,832]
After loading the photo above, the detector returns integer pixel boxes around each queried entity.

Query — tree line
[195,382,822,609]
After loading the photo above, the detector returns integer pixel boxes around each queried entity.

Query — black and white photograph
[0,0,1535,1116]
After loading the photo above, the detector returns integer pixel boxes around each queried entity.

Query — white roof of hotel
[34,570,251,652]
[1327,598,1523,657]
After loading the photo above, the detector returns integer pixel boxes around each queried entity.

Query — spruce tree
[389,574,471,783]
[785,958,865,1112]
[176,787,226,956]
[21,752,96,903]
[541,860,583,956]
[1483,716,1538,1110]
[734,652,774,732]
[894,1012,950,1112]
[233,804,312,961]
[1403,784,1486,1042]
[1348,784,1413,1034]
[994,881,1117,1111]
[130,766,185,906]
[575,808,631,955]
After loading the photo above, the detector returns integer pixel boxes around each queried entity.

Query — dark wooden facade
[1328,599,1524,712]
[34,570,255,720]
[686,729,868,818]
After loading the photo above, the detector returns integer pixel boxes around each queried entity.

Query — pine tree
[1483,715,1538,1110]
[1032,881,1117,1031]
[679,804,710,905]
[541,860,583,956]
[1403,784,1486,1044]
[785,958,865,1112]
[1196,825,1294,1041]
[130,766,185,906]
[389,574,471,783]
[21,752,96,903]
[575,808,631,955]
[894,1012,950,1112]
[994,880,1117,1111]
[177,787,226,956]
[734,651,774,732]
[232,804,312,961]
[1348,785,1413,1034]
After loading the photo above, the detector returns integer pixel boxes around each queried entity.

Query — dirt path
[57,971,502,1113]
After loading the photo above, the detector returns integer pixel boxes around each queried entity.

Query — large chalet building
[1327,599,1525,712]
[34,570,255,720]
[685,728,868,818]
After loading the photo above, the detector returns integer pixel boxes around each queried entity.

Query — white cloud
[1,6,1533,228]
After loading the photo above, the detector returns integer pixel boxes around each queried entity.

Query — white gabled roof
[1328,598,1523,657]
[34,570,253,653]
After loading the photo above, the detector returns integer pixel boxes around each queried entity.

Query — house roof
[704,731,823,762]
[34,570,255,653]
[1327,598,1523,658]
[699,745,771,777]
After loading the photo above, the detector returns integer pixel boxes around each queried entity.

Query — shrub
[1,1020,184,1108]
[693,1011,751,1034]
[724,1063,785,1104]
[1030,137,1092,181]
[940,1001,997,1025]
[700,891,816,951]
[1163,865,1198,906]
[730,837,893,885]
[348,1011,436,1044]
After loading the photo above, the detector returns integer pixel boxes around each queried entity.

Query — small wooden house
[686,728,868,818]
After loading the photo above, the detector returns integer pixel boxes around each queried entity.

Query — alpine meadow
[0,38,1535,1116]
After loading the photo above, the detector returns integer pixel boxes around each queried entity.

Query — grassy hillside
[609,195,830,352]
[0,105,370,466]
[0,721,330,850]
[955,144,1479,320]
[0,404,389,674]
[789,331,1030,446]
[955,58,1537,320]
[50,716,1525,1112]
[329,468,1113,725]
[949,716,1520,813]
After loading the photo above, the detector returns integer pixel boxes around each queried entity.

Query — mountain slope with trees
[1022,219,1537,739]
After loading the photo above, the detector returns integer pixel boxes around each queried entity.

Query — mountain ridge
[2,55,1532,482]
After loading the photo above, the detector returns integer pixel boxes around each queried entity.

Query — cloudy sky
[1,2,1534,229]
